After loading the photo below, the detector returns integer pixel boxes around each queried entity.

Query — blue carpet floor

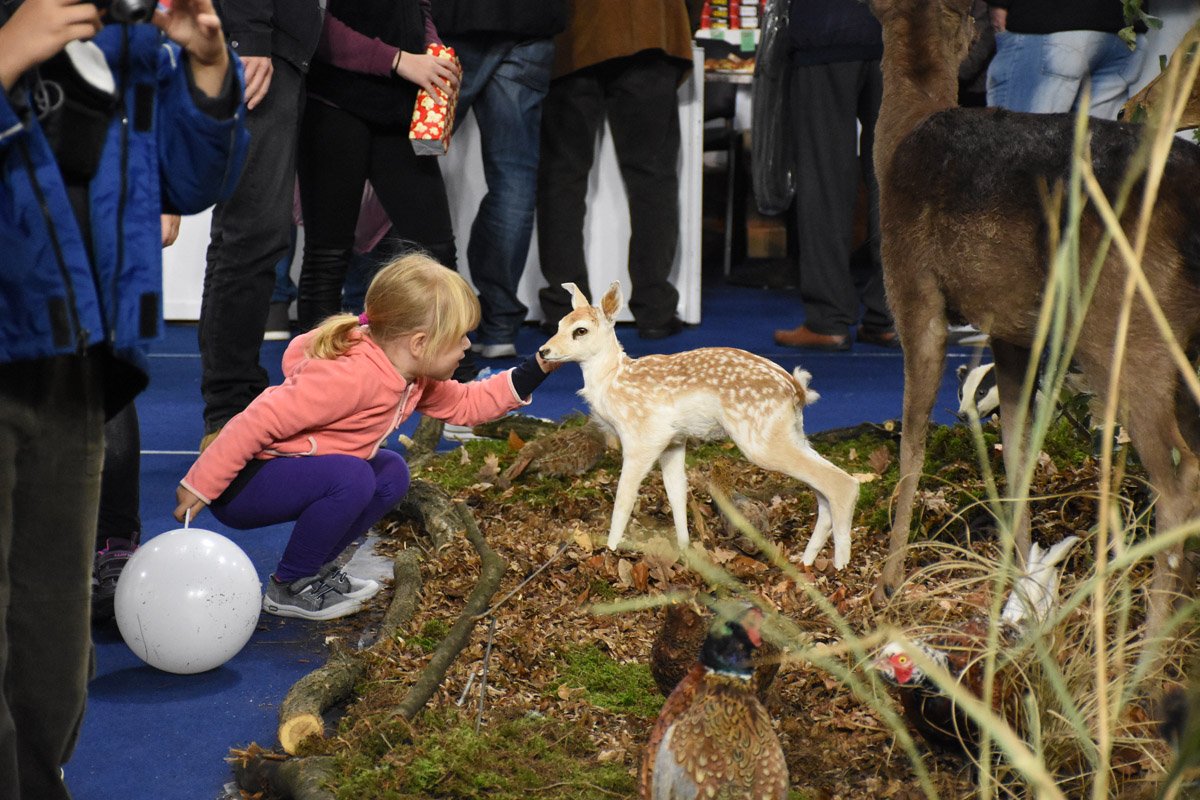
[69,282,982,800]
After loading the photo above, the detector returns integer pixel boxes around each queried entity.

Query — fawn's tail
[792,367,820,406]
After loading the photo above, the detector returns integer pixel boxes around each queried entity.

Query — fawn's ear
[599,281,624,321]
[563,282,590,310]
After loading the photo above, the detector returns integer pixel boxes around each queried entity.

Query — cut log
[391,502,507,721]
[232,750,337,800]
[277,548,423,754]
[389,479,461,551]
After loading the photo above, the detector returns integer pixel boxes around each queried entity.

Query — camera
[94,0,157,24]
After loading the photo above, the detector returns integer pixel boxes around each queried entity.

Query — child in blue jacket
[0,0,248,796]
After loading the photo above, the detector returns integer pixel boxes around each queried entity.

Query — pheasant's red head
[873,642,919,685]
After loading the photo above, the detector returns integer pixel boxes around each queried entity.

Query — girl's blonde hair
[307,252,480,370]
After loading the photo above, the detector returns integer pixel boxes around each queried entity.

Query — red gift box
[409,43,460,157]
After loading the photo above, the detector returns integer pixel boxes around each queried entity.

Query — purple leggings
[210,449,410,582]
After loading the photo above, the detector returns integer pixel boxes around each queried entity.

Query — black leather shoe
[637,315,685,340]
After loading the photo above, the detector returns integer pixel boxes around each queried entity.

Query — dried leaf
[868,445,892,475]
[712,547,738,564]
[458,447,471,465]
[631,561,650,592]
[508,429,525,451]
[572,526,593,554]
[475,453,501,481]
[616,557,634,587]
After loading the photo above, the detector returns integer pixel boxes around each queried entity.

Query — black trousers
[296,100,456,332]
[96,401,139,547]
[0,356,103,800]
[200,59,306,434]
[536,52,683,330]
[790,58,893,337]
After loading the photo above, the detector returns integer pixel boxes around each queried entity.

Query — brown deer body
[870,0,1200,632]
[538,282,860,567]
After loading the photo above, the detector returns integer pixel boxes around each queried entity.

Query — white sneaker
[443,422,481,441]
[948,323,988,345]
[317,563,382,601]
[470,342,517,359]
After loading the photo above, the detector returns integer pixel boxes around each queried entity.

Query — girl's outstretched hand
[174,485,207,523]
[536,352,561,373]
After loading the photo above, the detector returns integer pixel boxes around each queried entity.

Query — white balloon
[114,528,262,674]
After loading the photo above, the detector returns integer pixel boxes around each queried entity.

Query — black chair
[700,41,748,278]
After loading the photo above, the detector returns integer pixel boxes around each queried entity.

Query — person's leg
[788,60,866,338]
[365,123,457,267]
[603,53,683,333]
[855,59,894,335]
[296,102,373,332]
[1085,31,1147,120]
[322,449,410,562]
[265,225,299,340]
[93,400,141,622]
[461,36,555,348]
[364,123,481,380]
[987,31,1081,114]
[536,69,606,325]
[200,60,304,435]
[210,455,377,582]
[0,356,104,800]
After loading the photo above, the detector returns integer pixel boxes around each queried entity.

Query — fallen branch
[390,479,462,551]
[277,548,424,755]
[229,746,336,800]
[391,502,508,722]
[230,753,336,800]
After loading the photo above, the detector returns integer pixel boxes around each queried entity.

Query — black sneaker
[92,537,138,623]
[261,574,363,621]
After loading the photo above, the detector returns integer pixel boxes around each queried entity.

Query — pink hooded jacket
[181,329,528,503]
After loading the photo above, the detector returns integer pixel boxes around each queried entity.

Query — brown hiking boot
[773,325,850,351]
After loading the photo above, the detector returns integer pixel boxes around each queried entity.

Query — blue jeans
[271,225,299,305]
[987,30,1146,119]
[448,34,555,346]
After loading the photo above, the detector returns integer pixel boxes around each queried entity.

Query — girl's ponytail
[306,313,365,359]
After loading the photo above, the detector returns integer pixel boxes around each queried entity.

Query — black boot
[298,246,352,332]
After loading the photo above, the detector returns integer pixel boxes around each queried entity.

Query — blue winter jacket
[0,23,248,406]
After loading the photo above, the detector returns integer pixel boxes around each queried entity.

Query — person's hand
[0,0,102,91]
[239,56,273,111]
[161,214,181,248]
[988,7,1007,32]
[174,485,207,523]
[152,0,229,97]
[535,352,562,374]
[394,51,459,98]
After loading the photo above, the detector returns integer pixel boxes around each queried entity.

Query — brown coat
[553,0,696,78]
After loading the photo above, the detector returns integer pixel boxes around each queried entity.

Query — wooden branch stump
[390,479,462,551]
[232,751,337,800]
[277,549,423,754]
[391,502,507,722]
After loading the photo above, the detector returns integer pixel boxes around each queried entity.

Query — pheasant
[498,423,608,488]
[640,601,788,800]
[872,536,1080,756]
[650,601,780,703]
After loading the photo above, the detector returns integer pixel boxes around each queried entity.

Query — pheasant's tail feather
[1001,535,1081,630]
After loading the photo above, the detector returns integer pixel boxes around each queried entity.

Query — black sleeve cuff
[185,50,240,120]
[510,356,548,399]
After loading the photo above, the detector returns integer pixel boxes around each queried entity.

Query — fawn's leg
[607,446,661,550]
[658,443,690,548]
[877,308,947,601]
[990,339,1035,565]
[739,425,859,569]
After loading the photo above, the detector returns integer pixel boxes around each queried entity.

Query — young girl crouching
[174,253,557,620]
